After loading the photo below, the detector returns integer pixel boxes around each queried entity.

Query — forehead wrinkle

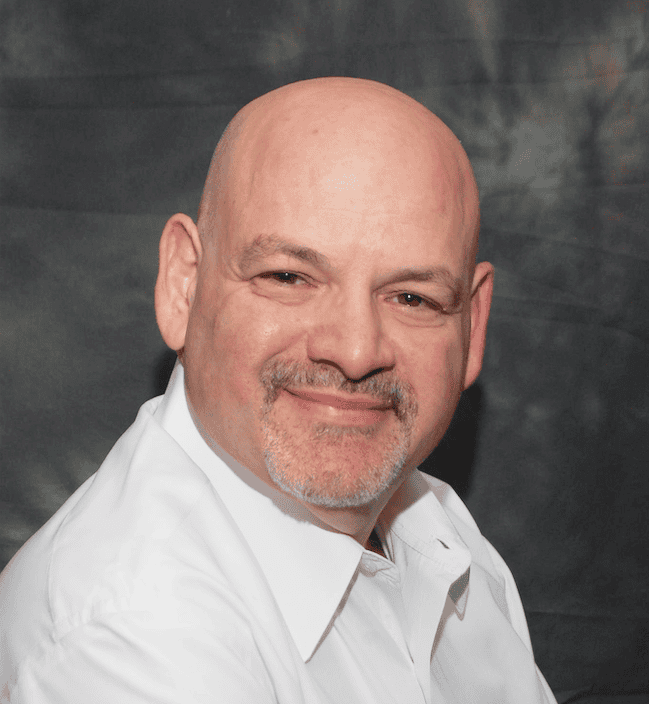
[235,233,332,271]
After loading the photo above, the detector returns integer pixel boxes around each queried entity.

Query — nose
[306,292,396,381]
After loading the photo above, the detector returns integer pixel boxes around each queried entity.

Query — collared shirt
[0,364,556,704]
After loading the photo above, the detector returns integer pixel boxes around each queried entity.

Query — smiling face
[156,78,492,534]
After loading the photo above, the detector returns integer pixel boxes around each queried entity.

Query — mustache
[259,360,418,423]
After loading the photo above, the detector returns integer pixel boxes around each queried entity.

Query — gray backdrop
[1,1,648,702]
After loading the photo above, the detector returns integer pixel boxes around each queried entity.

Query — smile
[281,388,393,426]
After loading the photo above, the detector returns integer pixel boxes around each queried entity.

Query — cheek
[405,328,467,446]
[194,294,307,404]
[406,321,466,393]
[183,293,308,471]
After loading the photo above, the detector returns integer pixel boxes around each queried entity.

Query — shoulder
[0,400,287,698]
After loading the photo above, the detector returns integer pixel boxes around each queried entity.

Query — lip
[284,388,393,412]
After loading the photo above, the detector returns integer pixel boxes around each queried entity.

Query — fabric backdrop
[1,1,647,702]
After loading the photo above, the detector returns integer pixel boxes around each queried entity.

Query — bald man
[0,78,556,704]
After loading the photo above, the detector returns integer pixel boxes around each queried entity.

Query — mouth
[285,388,393,411]
[280,388,394,427]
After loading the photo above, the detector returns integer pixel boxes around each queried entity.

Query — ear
[154,213,202,351]
[463,261,494,390]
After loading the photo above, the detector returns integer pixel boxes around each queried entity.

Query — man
[0,77,556,703]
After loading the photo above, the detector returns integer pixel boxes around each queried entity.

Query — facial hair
[258,360,418,508]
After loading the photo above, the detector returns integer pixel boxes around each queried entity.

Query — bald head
[197,77,480,265]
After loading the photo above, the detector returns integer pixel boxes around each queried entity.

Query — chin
[262,419,411,509]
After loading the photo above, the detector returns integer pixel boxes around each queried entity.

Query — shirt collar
[154,362,364,661]
[380,469,472,577]
[379,470,473,617]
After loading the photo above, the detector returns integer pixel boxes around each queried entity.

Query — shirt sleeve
[7,610,280,704]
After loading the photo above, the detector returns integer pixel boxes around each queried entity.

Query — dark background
[1,1,647,702]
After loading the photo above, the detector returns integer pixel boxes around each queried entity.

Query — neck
[294,480,403,554]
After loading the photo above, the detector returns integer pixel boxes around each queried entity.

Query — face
[182,99,482,513]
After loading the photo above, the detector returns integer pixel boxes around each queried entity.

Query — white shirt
[0,364,556,704]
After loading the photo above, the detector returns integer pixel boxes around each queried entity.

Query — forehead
[229,184,472,280]
[240,109,465,214]
[215,89,478,277]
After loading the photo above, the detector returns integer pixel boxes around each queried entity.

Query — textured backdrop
[1,1,648,702]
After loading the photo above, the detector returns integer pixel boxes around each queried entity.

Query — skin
[155,77,494,552]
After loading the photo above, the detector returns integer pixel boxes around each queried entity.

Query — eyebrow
[236,233,466,305]
[235,234,332,271]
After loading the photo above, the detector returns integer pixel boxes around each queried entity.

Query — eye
[396,292,425,307]
[392,292,439,310]
[259,272,308,285]
[385,291,448,325]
